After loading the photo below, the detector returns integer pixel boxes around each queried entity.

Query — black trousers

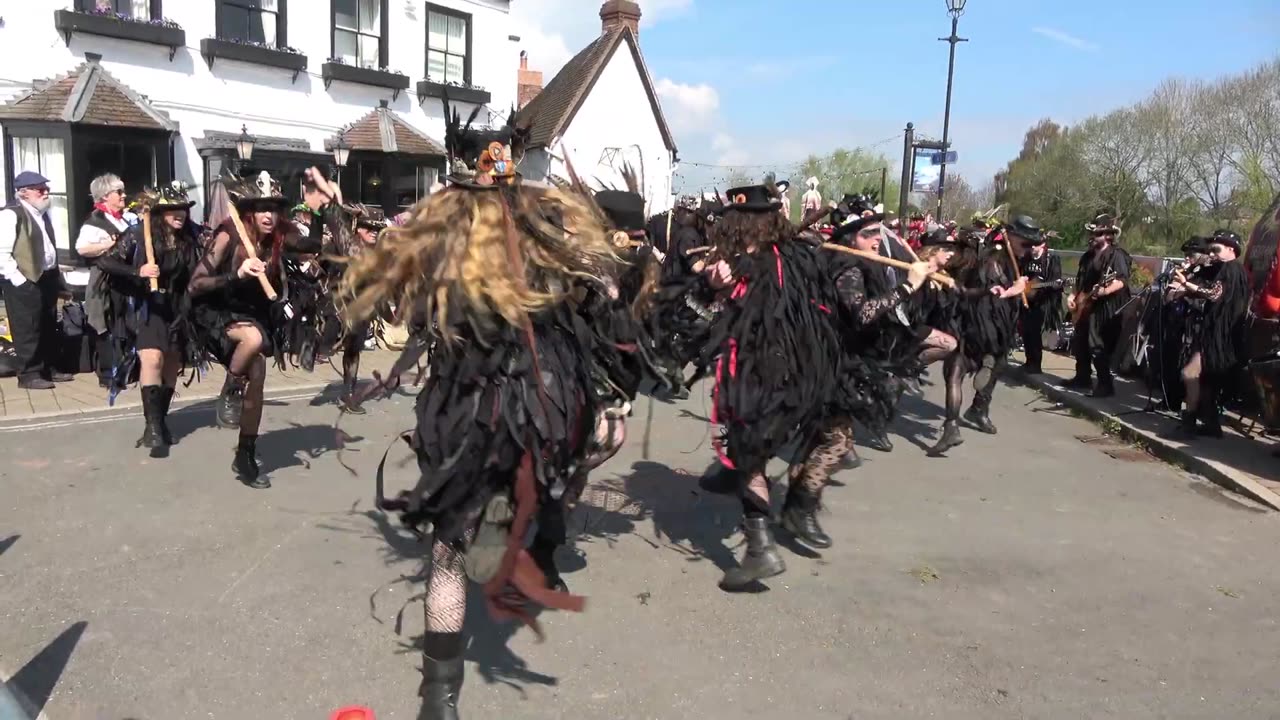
[1073,310,1122,384]
[2,270,61,381]
[1021,303,1048,370]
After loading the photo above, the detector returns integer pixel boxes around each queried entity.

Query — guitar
[1070,269,1117,325]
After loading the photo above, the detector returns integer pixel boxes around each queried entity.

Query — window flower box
[416,80,491,106]
[322,61,410,98]
[54,9,185,59]
[200,37,308,82]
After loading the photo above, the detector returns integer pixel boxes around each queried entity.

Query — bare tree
[1184,80,1237,222]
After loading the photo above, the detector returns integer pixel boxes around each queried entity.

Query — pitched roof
[515,27,675,154]
[327,105,445,156]
[0,58,176,131]
[194,130,315,154]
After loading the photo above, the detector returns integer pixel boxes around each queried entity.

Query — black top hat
[354,205,387,230]
[774,179,791,193]
[596,190,646,232]
[443,96,526,190]
[146,180,196,211]
[225,170,290,212]
[829,212,887,243]
[1210,228,1242,253]
[920,227,957,247]
[1006,215,1042,243]
[724,185,780,212]
[1181,236,1209,255]
[1086,213,1122,237]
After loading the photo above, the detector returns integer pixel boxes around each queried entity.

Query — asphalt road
[2,373,1280,720]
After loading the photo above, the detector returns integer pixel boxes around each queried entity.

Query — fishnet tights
[424,528,475,634]
[790,418,854,495]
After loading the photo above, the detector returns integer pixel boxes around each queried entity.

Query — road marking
[0,391,331,433]
[217,518,311,603]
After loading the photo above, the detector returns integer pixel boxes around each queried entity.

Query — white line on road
[0,391,328,433]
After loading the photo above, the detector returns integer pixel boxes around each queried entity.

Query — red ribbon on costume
[94,202,124,220]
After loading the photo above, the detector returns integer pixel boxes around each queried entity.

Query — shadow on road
[5,620,87,717]
[0,535,17,558]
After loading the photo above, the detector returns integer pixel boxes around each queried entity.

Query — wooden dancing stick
[141,210,159,293]
[225,199,278,301]
[820,244,955,288]
[1003,231,1029,307]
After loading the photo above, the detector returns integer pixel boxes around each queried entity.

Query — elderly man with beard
[0,171,70,389]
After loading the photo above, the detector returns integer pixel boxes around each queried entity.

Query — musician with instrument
[95,182,201,450]
[1063,214,1132,398]
[1168,229,1249,437]
[1017,222,1064,375]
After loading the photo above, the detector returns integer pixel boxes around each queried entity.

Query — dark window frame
[215,0,288,48]
[74,0,163,19]
[330,0,389,70]
[424,2,473,85]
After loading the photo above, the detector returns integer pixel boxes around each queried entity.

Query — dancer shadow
[0,535,17,558]
[573,460,743,577]
[258,422,361,475]
[4,620,87,717]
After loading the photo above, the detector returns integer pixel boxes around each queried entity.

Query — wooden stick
[685,245,711,256]
[1003,231,1029,307]
[141,210,159,293]
[225,200,278,301]
[821,244,955,288]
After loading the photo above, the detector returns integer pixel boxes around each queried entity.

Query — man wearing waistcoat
[0,171,70,389]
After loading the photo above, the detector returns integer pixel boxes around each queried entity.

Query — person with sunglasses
[0,170,71,389]
[76,174,130,388]
[1168,230,1249,437]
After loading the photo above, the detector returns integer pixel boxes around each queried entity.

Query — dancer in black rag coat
[96,182,202,449]
[1169,229,1249,437]
[339,100,625,720]
[697,183,844,591]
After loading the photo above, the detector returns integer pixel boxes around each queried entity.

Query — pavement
[1011,349,1280,510]
[4,367,1280,719]
[0,349,402,426]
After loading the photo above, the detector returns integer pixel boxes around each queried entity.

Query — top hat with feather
[724,184,781,213]
[224,170,291,212]
[443,93,527,190]
[139,180,196,212]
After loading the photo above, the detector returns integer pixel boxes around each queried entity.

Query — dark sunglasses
[857,227,881,240]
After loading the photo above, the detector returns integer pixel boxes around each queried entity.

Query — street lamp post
[234,124,256,174]
[936,0,968,219]
[331,136,350,185]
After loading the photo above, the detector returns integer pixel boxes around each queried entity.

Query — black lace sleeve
[96,226,142,282]
[188,229,244,297]
[835,265,910,326]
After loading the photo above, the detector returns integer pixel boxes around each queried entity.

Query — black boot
[233,435,269,489]
[1197,380,1224,438]
[1090,378,1116,398]
[340,380,367,415]
[156,386,176,445]
[781,487,832,549]
[1177,410,1199,436]
[964,398,997,434]
[927,420,964,456]
[719,516,786,591]
[216,374,246,429]
[529,536,567,592]
[418,655,464,720]
[136,386,165,449]
[866,426,894,453]
[1059,375,1092,390]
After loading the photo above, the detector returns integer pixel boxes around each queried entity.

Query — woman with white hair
[76,173,129,387]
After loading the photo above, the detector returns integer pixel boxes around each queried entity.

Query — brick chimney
[517,51,543,110]
[600,0,641,36]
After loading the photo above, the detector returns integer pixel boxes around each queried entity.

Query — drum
[1245,315,1280,428]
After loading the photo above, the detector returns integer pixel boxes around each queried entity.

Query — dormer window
[426,3,471,85]
[333,0,388,69]
[217,0,286,48]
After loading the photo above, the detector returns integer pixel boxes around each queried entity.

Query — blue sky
[516,0,1280,192]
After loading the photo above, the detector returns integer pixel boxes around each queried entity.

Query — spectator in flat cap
[0,170,70,389]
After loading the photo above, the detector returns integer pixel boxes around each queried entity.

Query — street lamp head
[946,0,966,17]
[235,124,256,162]
[332,136,350,169]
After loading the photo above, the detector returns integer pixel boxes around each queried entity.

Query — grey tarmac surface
[2,374,1280,720]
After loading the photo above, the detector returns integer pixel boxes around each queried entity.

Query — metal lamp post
[234,124,256,173]
[331,136,350,185]
[936,0,968,219]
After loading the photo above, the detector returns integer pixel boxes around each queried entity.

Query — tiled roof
[193,130,315,153]
[515,27,675,153]
[0,58,176,130]
[328,105,445,156]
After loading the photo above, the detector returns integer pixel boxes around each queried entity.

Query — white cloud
[655,78,720,134]
[513,0,694,77]
[1031,26,1100,52]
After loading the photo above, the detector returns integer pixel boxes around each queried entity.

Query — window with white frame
[80,0,154,19]
[10,137,70,250]
[334,0,385,69]
[218,0,284,47]
[426,4,470,84]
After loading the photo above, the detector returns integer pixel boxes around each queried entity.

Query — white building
[0,0,519,265]
[516,0,677,216]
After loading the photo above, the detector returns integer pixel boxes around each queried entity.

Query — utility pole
[898,122,914,222]
[937,1,968,219]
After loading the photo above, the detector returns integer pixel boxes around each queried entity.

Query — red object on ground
[330,707,374,720]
